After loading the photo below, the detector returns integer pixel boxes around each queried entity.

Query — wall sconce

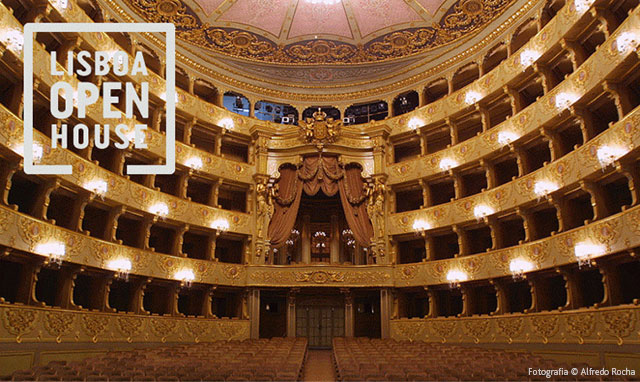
[574,0,595,13]
[211,218,230,235]
[14,143,44,164]
[554,92,579,110]
[160,91,179,104]
[408,117,424,130]
[219,117,234,131]
[439,157,458,171]
[84,179,108,198]
[497,131,519,146]
[1,29,24,52]
[51,0,69,9]
[107,258,132,280]
[519,49,541,69]
[616,31,639,53]
[286,228,300,247]
[446,269,468,288]
[185,156,203,170]
[412,219,432,236]
[473,204,494,221]
[509,258,535,280]
[149,202,169,218]
[314,231,328,249]
[597,145,628,169]
[125,127,146,146]
[174,268,195,288]
[574,241,606,267]
[533,180,559,199]
[35,241,66,267]
[464,90,482,105]
[341,229,356,248]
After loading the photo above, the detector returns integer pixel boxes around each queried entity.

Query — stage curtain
[338,164,373,247]
[268,156,373,247]
[267,164,303,247]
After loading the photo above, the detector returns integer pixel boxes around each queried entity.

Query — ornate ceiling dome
[103,0,529,101]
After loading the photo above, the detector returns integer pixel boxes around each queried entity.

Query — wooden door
[296,303,344,348]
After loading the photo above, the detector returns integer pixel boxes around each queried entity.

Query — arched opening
[392,91,419,116]
[223,91,250,116]
[193,79,219,104]
[255,100,299,125]
[344,101,388,125]
[482,43,508,74]
[302,106,340,121]
[423,78,448,105]
[451,62,480,91]
[511,18,539,54]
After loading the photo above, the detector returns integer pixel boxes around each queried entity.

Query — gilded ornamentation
[117,316,145,342]
[3,308,38,342]
[496,317,524,342]
[299,109,342,146]
[602,310,635,345]
[224,265,243,280]
[463,319,491,342]
[126,0,515,64]
[44,311,75,342]
[295,270,345,284]
[431,320,458,341]
[82,315,109,342]
[566,313,596,343]
[366,178,387,239]
[531,315,559,343]
[150,318,178,341]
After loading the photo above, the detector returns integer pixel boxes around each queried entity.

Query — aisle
[303,350,336,382]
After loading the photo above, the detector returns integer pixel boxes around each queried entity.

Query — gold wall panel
[247,265,393,287]
[391,305,640,346]
[0,304,249,344]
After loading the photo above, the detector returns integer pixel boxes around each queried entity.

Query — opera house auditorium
[0,0,640,379]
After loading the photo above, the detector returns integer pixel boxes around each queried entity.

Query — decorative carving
[299,109,342,146]
[366,178,387,239]
[44,311,75,342]
[3,308,38,342]
[126,0,515,64]
[82,315,109,342]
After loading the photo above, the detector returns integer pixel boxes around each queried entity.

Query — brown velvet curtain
[267,164,303,247]
[267,156,374,247]
[338,164,374,247]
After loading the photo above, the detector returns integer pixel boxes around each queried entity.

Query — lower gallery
[1,0,640,379]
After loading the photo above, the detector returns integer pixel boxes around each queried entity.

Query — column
[330,215,340,264]
[248,288,260,339]
[341,288,354,337]
[286,288,299,337]
[301,215,311,264]
[380,289,392,339]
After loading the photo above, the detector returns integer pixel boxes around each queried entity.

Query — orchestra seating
[2,338,307,381]
[331,338,615,381]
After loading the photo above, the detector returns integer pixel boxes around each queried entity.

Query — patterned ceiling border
[128,0,515,64]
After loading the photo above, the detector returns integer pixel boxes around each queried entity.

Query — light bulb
[534,180,559,198]
[616,32,639,53]
[84,179,108,197]
[439,157,458,171]
[497,131,519,146]
[412,219,431,232]
[175,268,195,286]
[211,218,230,232]
[519,49,541,68]
[219,117,234,130]
[555,92,579,110]
[597,145,628,168]
[1,29,24,52]
[473,204,494,220]
[408,117,423,130]
[464,91,482,105]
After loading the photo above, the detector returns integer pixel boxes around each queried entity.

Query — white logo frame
[23,22,176,175]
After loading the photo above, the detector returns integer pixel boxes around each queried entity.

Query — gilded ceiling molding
[100,0,539,101]
[126,0,514,64]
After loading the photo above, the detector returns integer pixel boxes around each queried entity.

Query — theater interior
[0,0,640,379]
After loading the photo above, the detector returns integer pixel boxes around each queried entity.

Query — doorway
[296,297,345,349]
